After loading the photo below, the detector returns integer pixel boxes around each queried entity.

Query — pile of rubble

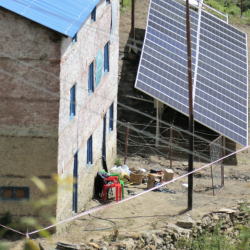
[54,202,250,250]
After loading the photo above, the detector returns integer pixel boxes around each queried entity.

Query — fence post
[124,122,130,164]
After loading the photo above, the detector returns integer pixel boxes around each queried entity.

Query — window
[106,0,110,5]
[109,103,114,132]
[72,33,77,45]
[70,85,76,122]
[95,50,103,87]
[104,42,109,75]
[0,187,29,200]
[87,135,93,167]
[89,62,94,95]
[91,7,96,23]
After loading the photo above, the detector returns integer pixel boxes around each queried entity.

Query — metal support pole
[170,127,173,169]
[124,122,130,164]
[156,100,159,147]
[221,136,224,187]
[131,0,135,40]
[186,0,194,210]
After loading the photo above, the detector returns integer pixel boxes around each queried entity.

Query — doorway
[73,152,78,213]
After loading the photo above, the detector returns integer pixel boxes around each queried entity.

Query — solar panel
[135,0,248,146]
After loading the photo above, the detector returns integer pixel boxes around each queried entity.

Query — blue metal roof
[0,0,101,37]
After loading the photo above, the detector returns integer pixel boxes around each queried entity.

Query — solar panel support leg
[223,136,226,157]
[155,100,163,147]
[156,100,160,147]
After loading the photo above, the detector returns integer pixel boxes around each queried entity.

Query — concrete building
[0,0,119,228]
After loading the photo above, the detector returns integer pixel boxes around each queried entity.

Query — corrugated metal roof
[0,0,101,37]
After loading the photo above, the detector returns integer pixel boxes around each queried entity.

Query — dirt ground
[11,152,250,249]
[6,0,250,249]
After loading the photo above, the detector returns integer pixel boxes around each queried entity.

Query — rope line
[1,144,248,236]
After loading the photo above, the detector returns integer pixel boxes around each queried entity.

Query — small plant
[0,212,12,227]
[115,158,122,166]
[151,221,158,230]
[103,228,119,242]
[0,212,13,239]
[120,0,139,13]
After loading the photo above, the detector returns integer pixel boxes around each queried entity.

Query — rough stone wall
[0,136,58,225]
[0,8,61,222]
[57,0,119,225]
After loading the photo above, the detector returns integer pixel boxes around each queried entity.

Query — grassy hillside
[204,0,250,24]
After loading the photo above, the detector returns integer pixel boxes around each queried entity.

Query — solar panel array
[135,0,248,146]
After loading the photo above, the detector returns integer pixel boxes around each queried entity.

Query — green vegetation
[120,0,131,12]
[151,221,158,230]
[120,0,139,13]
[115,157,122,166]
[204,0,250,24]
[103,228,120,242]
[176,223,235,249]
[0,175,73,250]
[0,213,12,229]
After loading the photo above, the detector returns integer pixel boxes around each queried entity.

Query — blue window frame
[87,135,93,167]
[91,7,96,23]
[72,33,77,45]
[109,103,114,132]
[70,85,76,122]
[104,42,109,75]
[106,0,110,5]
[0,187,29,201]
[89,62,94,95]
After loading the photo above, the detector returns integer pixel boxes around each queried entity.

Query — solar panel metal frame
[135,0,248,146]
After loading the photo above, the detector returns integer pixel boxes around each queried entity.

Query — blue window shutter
[104,43,109,74]
[89,62,94,95]
[70,85,76,120]
[90,136,92,164]
[91,7,96,23]
[109,103,113,132]
[87,136,93,166]
[87,138,89,164]
[72,33,77,45]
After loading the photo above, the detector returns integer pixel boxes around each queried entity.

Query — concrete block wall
[0,8,61,222]
[57,0,119,224]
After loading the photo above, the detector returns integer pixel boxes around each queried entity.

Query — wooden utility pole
[124,122,130,164]
[186,0,194,210]
[131,0,135,40]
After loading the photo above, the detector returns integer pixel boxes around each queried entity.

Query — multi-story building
[0,0,119,228]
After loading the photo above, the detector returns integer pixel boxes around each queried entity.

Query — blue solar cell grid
[135,0,199,116]
[135,0,248,146]
[195,11,248,146]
